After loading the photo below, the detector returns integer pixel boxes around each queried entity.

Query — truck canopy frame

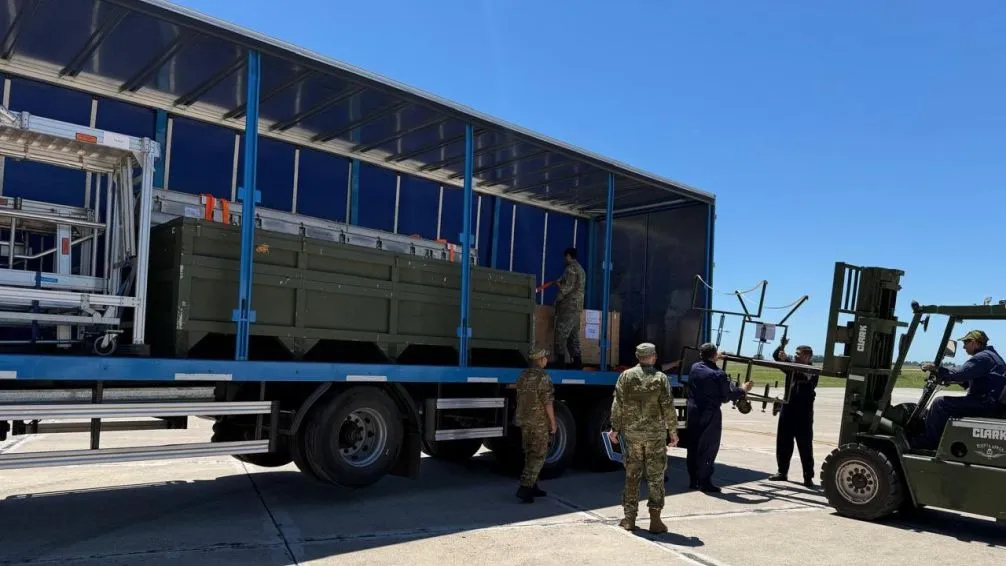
[0,0,716,383]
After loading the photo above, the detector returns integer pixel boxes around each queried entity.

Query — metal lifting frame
[0,104,159,347]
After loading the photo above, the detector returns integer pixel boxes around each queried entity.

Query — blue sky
[172,0,1006,363]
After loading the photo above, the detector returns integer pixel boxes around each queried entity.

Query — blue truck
[0,0,715,488]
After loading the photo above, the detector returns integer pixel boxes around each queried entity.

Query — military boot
[570,356,583,370]
[515,485,534,503]
[531,483,547,497]
[648,509,668,534]
[618,507,637,531]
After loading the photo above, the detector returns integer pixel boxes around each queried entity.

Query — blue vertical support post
[599,173,615,371]
[458,123,475,367]
[586,217,596,309]
[233,50,262,361]
[490,197,502,269]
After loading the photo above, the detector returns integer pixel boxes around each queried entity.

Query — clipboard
[601,431,626,465]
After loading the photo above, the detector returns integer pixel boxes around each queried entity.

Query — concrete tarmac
[0,387,1003,565]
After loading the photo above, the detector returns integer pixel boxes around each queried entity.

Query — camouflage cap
[635,342,657,358]
[958,330,989,344]
[529,348,550,360]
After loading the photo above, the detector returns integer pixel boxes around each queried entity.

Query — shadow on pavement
[853,507,1006,547]
[0,451,783,564]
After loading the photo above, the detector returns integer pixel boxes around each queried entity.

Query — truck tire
[304,386,404,488]
[290,424,324,481]
[540,400,577,479]
[579,398,621,471]
[424,438,484,462]
[487,401,577,479]
[821,443,904,521]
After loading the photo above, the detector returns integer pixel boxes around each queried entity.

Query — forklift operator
[918,330,1006,449]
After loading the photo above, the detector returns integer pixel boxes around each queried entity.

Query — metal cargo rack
[0,105,160,354]
[151,189,477,265]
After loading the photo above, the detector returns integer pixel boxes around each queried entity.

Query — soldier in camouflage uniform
[608,342,678,534]
[514,348,557,502]
[553,247,586,369]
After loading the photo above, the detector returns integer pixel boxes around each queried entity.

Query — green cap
[635,342,656,358]
[958,330,989,344]
[529,348,550,360]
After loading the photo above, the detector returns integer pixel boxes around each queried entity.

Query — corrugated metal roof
[0,0,714,218]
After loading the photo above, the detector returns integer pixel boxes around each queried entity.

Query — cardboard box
[535,305,620,366]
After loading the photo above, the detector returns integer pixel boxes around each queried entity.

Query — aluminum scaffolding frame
[149,189,477,265]
[0,104,160,353]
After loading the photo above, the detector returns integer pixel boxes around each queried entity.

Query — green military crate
[145,217,537,363]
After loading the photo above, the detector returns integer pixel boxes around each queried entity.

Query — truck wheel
[540,401,577,479]
[425,438,484,462]
[579,398,620,471]
[290,423,324,481]
[305,387,404,488]
[821,443,904,521]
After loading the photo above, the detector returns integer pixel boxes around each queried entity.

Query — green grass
[720,364,929,390]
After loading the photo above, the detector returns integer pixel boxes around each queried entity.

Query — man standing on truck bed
[608,342,678,534]
[767,340,818,488]
[552,247,585,369]
[514,348,557,503]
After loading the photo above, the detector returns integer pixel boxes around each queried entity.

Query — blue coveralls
[922,346,1006,448]
[773,346,818,481]
[685,360,747,488]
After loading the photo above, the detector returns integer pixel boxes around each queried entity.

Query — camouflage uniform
[610,342,676,532]
[515,349,554,496]
[553,259,586,366]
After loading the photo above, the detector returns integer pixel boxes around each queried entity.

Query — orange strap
[201,194,231,223]
[203,194,215,221]
[436,239,455,262]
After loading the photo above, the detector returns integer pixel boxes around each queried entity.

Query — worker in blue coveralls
[685,342,752,493]
[917,330,1006,449]
[767,341,818,488]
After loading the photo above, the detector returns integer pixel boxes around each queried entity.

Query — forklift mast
[821,262,907,446]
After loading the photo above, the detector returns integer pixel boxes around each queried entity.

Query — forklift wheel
[821,443,904,521]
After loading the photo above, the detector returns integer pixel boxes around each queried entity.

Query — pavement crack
[240,462,300,565]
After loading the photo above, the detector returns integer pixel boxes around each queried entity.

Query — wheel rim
[835,458,879,504]
[337,408,388,468]
[545,419,567,464]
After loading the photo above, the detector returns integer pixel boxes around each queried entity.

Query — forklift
[816,262,1006,522]
[721,262,1005,522]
